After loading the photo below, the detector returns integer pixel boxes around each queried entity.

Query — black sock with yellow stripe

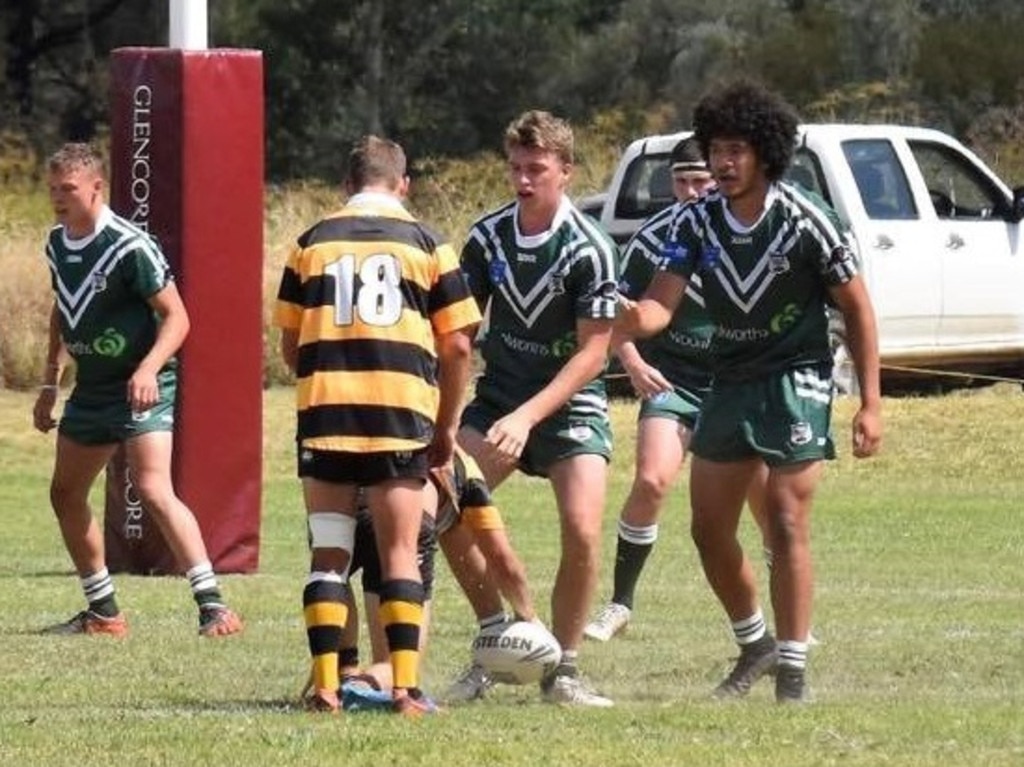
[378,579,425,692]
[303,574,349,695]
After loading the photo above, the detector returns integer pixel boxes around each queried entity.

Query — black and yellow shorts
[691,363,836,466]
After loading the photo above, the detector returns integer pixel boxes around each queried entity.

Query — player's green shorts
[638,379,707,429]
[461,398,613,478]
[691,363,836,466]
[59,372,178,446]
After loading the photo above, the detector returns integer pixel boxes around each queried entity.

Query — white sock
[778,639,808,669]
[731,609,767,645]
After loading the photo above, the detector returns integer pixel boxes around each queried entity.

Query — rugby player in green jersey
[33,143,242,640]
[585,138,771,644]
[618,82,882,703]
[458,110,618,707]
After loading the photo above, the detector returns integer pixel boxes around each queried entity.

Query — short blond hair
[503,110,574,166]
[345,135,406,191]
[48,142,105,177]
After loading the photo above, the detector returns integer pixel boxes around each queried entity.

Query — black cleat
[713,634,778,698]
[775,664,808,704]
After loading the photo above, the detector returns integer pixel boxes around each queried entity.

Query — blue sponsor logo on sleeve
[488,257,507,286]
[661,243,689,267]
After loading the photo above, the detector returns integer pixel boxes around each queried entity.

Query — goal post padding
[104,48,263,574]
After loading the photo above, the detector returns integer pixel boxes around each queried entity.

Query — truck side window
[614,155,675,221]
[841,140,917,220]
[786,150,832,207]
[907,140,1007,221]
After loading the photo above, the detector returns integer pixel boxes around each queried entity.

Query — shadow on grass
[3,569,79,578]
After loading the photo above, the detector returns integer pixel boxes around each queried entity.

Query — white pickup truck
[585,124,1024,390]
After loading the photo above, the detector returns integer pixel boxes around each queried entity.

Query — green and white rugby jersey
[665,182,856,381]
[45,206,175,396]
[619,202,713,389]
[461,196,618,415]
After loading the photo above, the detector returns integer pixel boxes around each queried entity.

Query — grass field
[1,385,1023,766]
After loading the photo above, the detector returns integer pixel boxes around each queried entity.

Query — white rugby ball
[471,620,561,685]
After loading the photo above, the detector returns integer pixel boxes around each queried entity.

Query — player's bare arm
[485,317,612,460]
[615,270,687,340]
[128,283,190,412]
[431,326,477,469]
[829,276,883,458]
[32,303,65,433]
[279,328,299,375]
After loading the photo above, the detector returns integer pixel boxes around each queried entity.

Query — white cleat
[541,673,614,707]
[583,603,631,642]
[444,662,494,703]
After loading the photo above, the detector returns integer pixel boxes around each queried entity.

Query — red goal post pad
[105,48,263,574]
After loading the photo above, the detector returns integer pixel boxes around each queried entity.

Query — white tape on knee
[307,512,356,551]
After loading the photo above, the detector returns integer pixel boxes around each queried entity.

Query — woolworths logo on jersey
[770,304,802,334]
[66,328,128,358]
[500,331,577,358]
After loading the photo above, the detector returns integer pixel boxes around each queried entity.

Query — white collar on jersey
[721,184,780,233]
[61,204,114,250]
[347,190,407,211]
[514,194,572,248]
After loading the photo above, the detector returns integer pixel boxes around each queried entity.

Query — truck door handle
[873,235,894,250]
[946,233,965,250]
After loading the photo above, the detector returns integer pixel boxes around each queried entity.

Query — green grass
[2,386,1024,766]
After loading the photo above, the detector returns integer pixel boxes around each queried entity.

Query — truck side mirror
[1011,186,1024,223]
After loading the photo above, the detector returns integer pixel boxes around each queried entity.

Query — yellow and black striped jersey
[275,193,481,452]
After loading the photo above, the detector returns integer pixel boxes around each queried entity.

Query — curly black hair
[692,80,799,183]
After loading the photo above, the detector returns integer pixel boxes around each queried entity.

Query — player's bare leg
[542,454,612,707]
[691,456,778,697]
[49,437,115,577]
[441,524,505,621]
[125,431,208,566]
[301,479,358,712]
[586,416,687,641]
[42,437,127,635]
[471,528,535,621]
[765,460,821,702]
[691,456,763,620]
[368,479,432,716]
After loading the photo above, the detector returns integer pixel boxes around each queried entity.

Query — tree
[914,12,1024,133]
[250,0,622,180]
[1,0,159,160]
